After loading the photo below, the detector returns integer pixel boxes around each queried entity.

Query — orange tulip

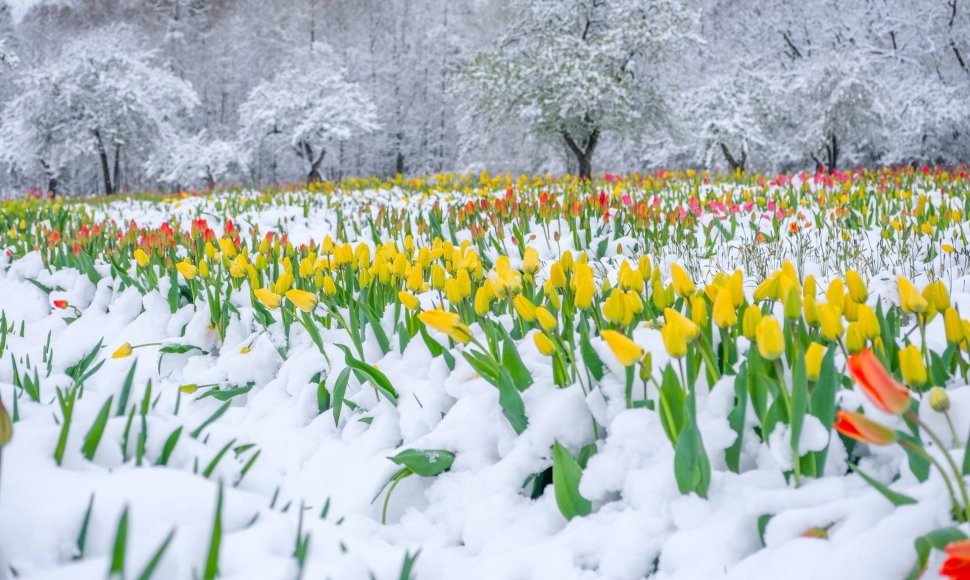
[941,538,970,579]
[833,410,896,446]
[53,299,68,309]
[847,349,911,415]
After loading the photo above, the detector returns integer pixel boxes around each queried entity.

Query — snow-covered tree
[238,42,378,184]
[148,131,244,190]
[461,0,698,178]
[0,26,198,195]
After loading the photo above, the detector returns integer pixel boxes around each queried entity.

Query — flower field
[4,168,970,578]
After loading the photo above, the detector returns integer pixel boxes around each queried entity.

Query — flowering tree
[461,0,697,178]
[147,131,244,190]
[0,26,198,195]
[238,43,379,184]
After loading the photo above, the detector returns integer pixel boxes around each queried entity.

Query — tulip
[522,247,539,275]
[474,286,492,316]
[755,317,784,360]
[728,270,744,307]
[574,277,595,310]
[818,304,843,341]
[398,291,420,311]
[940,538,970,579]
[602,290,628,325]
[601,329,644,366]
[113,342,133,359]
[741,306,762,340]
[898,344,927,387]
[845,269,868,303]
[945,308,964,344]
[535,307,558,332]
[254,288,281,309]
[548,263,566,289]
[833,410,896,446]
[712,286,737,328]
[176,259,198,280]
[689,295,708,328]
[660,323,687,359]
[825,278,844,313]
[513,295,537,322]
[534,332,555,356]
[929,386,951,413]
[845,322,865,354]
[783,286,801,320]
[0,399,11,448]
[53,299,68,310]
[286,289,318,312]
[133,248,149,267]
[898,277,928,314]
[847,349,911,415]
[670,263,695,297]
[805,342,825,381]
[419,309,472,343]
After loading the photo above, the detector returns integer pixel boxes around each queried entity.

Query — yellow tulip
[601,329,645,365]
[522,247,539,275]
[944,308,964,344]
[845,322,865,354]
[929,387,950,413]
[690,295,708,328]
[755,317,784,360]
[534,332,555,356]
[898,277,928,314]
[255,288,281,309]
[286,289,318,312]
[535,307,558,332]
[548,263,566,289]
[418,309,472,343]
[783,286,802,320]
[513,295,537,322]
[176,259,198,280]
[898,344,926,387]
[741,306,762,340]
[322,275,337,296]
[825,279,844,313]
[846,270,868,303]
[112,342,133,359]
[660,323,688,359]
[805,342,825,381]
[133,248,149,267]
[664,308,700,341]
[713,286,737,329]
[398,291,420,311]
[670,263,695,297]
[474,286,492,316]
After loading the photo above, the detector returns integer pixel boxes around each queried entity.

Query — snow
[0,187,966,579]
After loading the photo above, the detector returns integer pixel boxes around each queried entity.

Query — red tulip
[941,538,970,579]
[834,410,896,446]
[847,349,911,415]
[53,299,68,310]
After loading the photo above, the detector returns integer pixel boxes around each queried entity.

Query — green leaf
[331,368,351,426]
[848,463,918,507]
[198,383,253,402]
[461,350,498,385]
[81,395,113,461]
[725,363,748,473]
[334,344,398,405]
[136,528,176,580]
[496,368,529,434]
[673,398,711,498]
[116,360,138,417]
[551,441,592,520]
[658,365,686,446]
[898,431,931,482]
[191,402,231,439]
[202,439,237,479]
[905,527,967,580]
[389,448,456,477]
[157,427,182,466]
[204,484,223,580]
[74,493,95,560]
[808,346,838,475]
[501,335,532,391]
[109,507,129,578]
[579,323,604,381]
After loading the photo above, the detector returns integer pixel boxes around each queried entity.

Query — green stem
[908,411,970,521]
[900,438,963,519]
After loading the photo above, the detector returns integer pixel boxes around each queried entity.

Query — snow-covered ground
[1,182,968,579]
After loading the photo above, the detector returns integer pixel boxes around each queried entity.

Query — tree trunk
[302,141,326,184]
[112,144,122,194]
[40,160,57,198]
[562,127,600,180]
[93,129,114,195]
[719,142,747,173]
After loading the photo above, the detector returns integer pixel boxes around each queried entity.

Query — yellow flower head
[601,329,645,366]
[254,288,282,309]
[286,289,318,312]
[112,342,133,359]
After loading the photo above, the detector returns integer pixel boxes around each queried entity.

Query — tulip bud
[661,323,687,359]
[846,270,868,303]
[742,306,762,340]
[898,344,927,388]
[534,332,555,356]
[690,295,708,328]
[713,287,737,329]
[535,307,558,332]
[113,342,134,359]
[756,317,784,360]
[0,399,12,449]
[514,295,537,322]
[548,263,566,289]
[898,277,928,314]
[818,304,843,341]
[805,342,825,381]
[845,322,865,354]
[474,286,492,317]
[945,308,964,345]
[783,286,802,320]
[929,386,951,413]
[671,263,695,297]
